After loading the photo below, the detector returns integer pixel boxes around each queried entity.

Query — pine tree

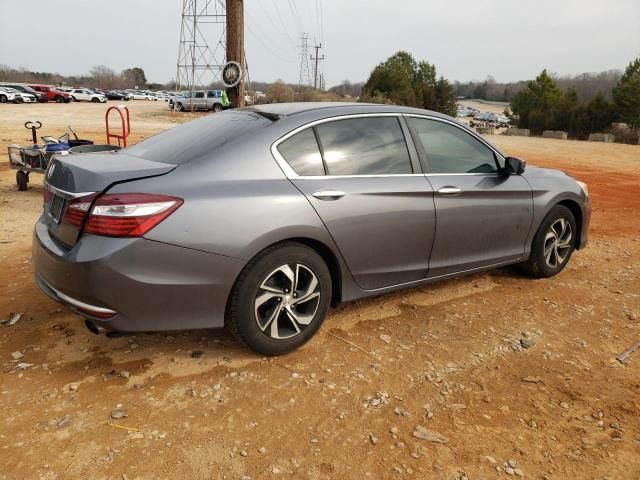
[361,51,457,116]
[612,58,640,128]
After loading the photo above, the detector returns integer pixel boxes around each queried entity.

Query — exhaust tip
[85,319,101,335]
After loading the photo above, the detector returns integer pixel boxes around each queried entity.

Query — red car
[29,84,72,103]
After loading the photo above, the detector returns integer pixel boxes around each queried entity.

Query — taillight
[83,193,183,238]
[64,194,98,226]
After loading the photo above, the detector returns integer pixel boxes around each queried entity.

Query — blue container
[45,142,70,153]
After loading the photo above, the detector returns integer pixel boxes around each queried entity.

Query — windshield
[125,110,273,165]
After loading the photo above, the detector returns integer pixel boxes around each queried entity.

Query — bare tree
[89,65,118,89]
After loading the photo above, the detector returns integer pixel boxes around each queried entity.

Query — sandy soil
[0,102,639,480]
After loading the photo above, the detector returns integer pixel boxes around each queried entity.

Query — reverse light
[83,193,183,237]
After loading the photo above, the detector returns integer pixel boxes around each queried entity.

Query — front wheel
[227,243,331,355]
[520,205,576,278]
[56,96,65,103]
[91,97,100,103]
[175,103,184,112]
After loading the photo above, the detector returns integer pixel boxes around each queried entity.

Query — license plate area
[48,195,65,223]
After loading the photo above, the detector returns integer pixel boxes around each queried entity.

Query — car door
[274,115,436,290]
[405,115,533,277]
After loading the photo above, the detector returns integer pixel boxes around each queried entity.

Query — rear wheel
[0,95,7,103]
[212,103,223,112]
[521,205,576,278]
[16,171,28,191]
[91,97,100,103]
[56,96,65,103]
[227,243,331,355]
[175,103,184,112]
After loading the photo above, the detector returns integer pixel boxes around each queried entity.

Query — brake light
[83,193,183,238]
[64,194,98,226]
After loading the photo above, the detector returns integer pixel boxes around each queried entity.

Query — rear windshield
[125,111,272,165]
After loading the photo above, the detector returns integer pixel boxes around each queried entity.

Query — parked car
[101,90,131,101]
[68,89,107,103]
[171,89,229,112]
[0,86,37,103]
[0,84,48,102]
[129,91,155,100]
[33,103,590,355]
[0,86,21,103]
[29,84,72,103]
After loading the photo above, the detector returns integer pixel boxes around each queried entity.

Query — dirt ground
[0,102,639,480]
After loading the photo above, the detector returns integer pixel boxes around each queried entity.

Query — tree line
[511,59,640,138]
[0,64,150,90]
[454,70,622,103]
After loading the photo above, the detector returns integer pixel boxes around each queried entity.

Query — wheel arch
[556,199,583,249]
[226,237,343,325]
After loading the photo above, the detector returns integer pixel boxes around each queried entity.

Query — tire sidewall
[530,205,577,277]
[231,244,331,355]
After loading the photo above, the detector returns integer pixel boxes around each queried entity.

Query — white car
[0,86,23,103]
[69,89,107,103]
[129,91,155,100]
[3,87,36,103]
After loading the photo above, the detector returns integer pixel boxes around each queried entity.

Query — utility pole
[226,0,245,107]
[310,43,325,90]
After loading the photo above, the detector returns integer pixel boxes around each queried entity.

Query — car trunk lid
[43,152,176,247]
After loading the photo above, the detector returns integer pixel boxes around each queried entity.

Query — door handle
[437,186,462,196]
[312,189,345,200]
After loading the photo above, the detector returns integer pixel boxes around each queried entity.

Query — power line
[255,0,297,52]
[245,10,296,61]
[287,0,303,34]
[270,0,298,50]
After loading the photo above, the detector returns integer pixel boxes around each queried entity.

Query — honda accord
[33,103,590,354]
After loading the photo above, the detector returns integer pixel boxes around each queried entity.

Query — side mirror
[505,156,526,175]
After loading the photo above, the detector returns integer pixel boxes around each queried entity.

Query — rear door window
[277,128,325,176]
[315,117,412,175]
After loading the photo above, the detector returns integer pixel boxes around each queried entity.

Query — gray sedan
[33,103,590,354]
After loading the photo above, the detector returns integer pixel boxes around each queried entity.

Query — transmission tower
[176,0,227,95]
[298,33,312,87]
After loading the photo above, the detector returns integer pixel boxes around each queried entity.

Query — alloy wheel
[543,218,572,268]
[254,263,321,340]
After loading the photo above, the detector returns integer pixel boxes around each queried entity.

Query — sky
[1,0,639,87]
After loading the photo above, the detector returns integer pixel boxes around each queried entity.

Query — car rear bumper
[33,216,245,332]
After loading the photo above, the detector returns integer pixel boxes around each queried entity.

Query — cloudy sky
[1,0,638,87]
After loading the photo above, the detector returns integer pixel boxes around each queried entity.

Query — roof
[245,102,451,122]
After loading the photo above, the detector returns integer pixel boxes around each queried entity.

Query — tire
[175,103,184,112]
[16,171,28,191]
[520,205,576,278]
[91,97,100,103]
[227,243,332,355]
[0,95,7,103]
[212,103,223,112]
[66,97,73,103]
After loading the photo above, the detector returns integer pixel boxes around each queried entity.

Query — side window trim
[403,114,505,174]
